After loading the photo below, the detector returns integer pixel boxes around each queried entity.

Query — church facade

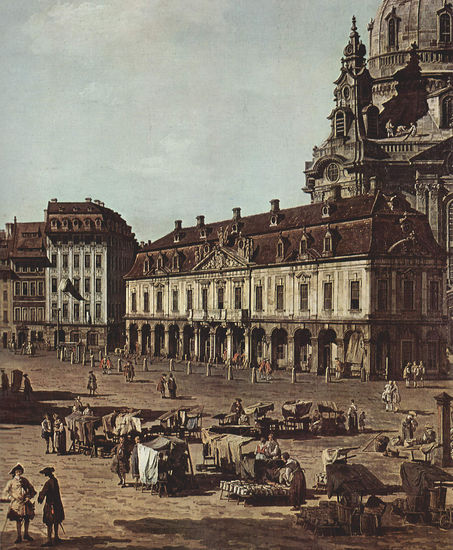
[124,0,450,379]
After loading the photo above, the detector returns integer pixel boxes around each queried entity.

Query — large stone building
[0,226,13,348]
[304,0,453,332]
[44,198,136,349]
[125,194,447,379]
[124,0,449,378]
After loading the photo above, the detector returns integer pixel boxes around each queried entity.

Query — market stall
[281,400,312,432]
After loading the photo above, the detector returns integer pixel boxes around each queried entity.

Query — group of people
[1,463,64,547]
[99,356,112,374]
[258,359,273,381]
[123,361,136,383]
[382,380,401,412]
[402,361,425,388]
[1,369,33,400]
[41,413,67,455]
[156,373,177,399]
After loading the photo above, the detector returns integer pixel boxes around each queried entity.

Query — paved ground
[0,349,452,550]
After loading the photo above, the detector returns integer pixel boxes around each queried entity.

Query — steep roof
[10,222,48,260]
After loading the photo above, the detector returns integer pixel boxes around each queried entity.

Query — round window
[326,163,340,182]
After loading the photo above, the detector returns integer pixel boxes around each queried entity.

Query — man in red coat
[38,467,65,547]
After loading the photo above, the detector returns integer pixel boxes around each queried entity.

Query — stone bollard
[186,361,192,375]
[227,364,233,381]
[291,367,296,384]
[143,357,148,372]
[98,350,103,362]
[82,352,86,366]
[118,357,122,372]
[60,348,65,362]
[70,351,75,365]
[169,359,174,372]
[206,363,211,377]
[104,344,108,356]
[90,355,95,370]
[251,367,257,384]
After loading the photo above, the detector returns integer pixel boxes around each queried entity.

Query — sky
[0,0,379,241]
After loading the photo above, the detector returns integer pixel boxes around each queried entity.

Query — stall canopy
[400,462,453,496]
[243,402,274,416]
[326,463,388,498]
[282,400,312,418]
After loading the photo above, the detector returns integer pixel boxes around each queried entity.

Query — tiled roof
[125,192,444,279]
[11,222,48,260]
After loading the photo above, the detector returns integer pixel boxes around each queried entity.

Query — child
[359,411,366,432]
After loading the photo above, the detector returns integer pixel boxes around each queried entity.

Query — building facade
[44,198,136,350]
[125,194,447,379]
[0,226,13,348]
[303,0,453,336]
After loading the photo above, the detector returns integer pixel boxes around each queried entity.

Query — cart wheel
[439,514,452,530]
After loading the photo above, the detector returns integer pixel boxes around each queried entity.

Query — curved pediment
[193,246,248,271]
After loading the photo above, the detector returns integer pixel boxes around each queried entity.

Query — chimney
[174,220,182,231]
[196,215,205,228]
[147,240,152,246]
[5,223,13,238]
[140,241,145,248]
[85,197,92,203]
[50,198,58,203]
[100,202,105,207]
[232,207,241,221]
[94,200,101,205]
[270,199,280,213]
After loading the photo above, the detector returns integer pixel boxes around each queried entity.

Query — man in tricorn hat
[2,464,36,543]
[38,467,65,547]
[87,371,97,397]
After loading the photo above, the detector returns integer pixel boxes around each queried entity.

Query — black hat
[39,467,55,475]
[23,374,28,377]
[235,398,242,402]
[9,463,24,475]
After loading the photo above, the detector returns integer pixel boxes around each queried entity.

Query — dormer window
[73,218,80,229]
[300,236,308,255]
[324,234,332,254]
[335,112,345,137]
[51,218,58,229]
[174,233,180,243]
[322,204,333,218]
[231,223,239,234]
[439,11,452,43]
[157,256,163,270]
[84,218,91,228]
[173,254,180,270]
[388,18,396,47]
[95,218,102,228]
[270,215,279,227]
[276,236,285,261]
[62,218,69,229]
[143,258,150,273]
[200,228,207,239]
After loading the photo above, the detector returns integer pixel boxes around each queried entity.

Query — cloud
[79,81,122,106]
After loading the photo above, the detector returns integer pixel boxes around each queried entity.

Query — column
[244,328,251,366]
[287,335,294,368]
[226,328,233,362]
[434,392,452,467]
[335,339,345,362]
[164,326,170,357]
[310,337,319,374]
[209,328,216,362]
[194,326,200,360]
[363,338,372,379]
[137,327,143,356]
[150,327,156,357]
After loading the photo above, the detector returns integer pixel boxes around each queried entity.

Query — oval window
[326,163,340,182]
[343,87,350,100]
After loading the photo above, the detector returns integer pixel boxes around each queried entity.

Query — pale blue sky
[1,0,378,241]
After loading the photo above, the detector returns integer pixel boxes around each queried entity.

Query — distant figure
[255,437,267,460]
[72,396,83,412]
[53,414,66,455]
[157,374,167,399]
[167,373,177,399]
[230,398,244,423]
[83,404,93,416]
[334,358,342,380]
[265,360,273,381]
[129,361,135,382]
[413,362,422,388]
[347,400,358,434]
[38,467,65,547]
[258,360,266,381]
[41,414,54,454]
[2,464,36,544]
[280,452,306,510]
[105,356,112,375]
[402,411,418,442]
[402,362,412,388]
[130,435,141,486]
[390,380,401,412]
[421,423,436,444]
[111,435,130,487]
[382,382,393,412]
[359,411,366,432]
[87,371,97,397]
[1,369,9,396]
[23,374,33,401]
[100,357,107,374]
[419,361,425,387]
[263,433,281,459]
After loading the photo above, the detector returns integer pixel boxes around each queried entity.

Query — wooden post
[143,357,148,372]
[98,349,103,362]
[434,392,452,467]
[206,363,211,377]
[292,367,297,384]
[169,359,174,372]
[90,355,95,370]
[82,351,86,366]
[227,364,233,380]
[251,367,257,384]
[186,361,192,375]
[70,351,75,365]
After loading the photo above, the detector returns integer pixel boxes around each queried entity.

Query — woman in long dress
[391,381,401,412]
[280,452,306,510]
[111,435,130,487]
[53,414,66,455]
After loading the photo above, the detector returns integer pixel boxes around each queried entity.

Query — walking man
[87,371,97,397]
[402,362,411,388]
[167,373,177,399]
[347,399,358,434]
[23,374,33,401]
[41,413,54,454]
[2,464,36,544]
[157,374,167,398]
[37,467,65,547]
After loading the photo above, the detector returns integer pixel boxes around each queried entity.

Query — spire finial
[351,15,357,31]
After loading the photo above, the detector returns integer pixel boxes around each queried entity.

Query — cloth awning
[143,435,187,452]
[282,400,312,418]
[318,402,339,414]
[243,402,274,416]
[400,461,453,496]
[326,463,387,498]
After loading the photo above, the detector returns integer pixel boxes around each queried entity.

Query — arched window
[366,106,380,138]
[388,18,396,48]
[173,255,179,270]
[440,13,452,43]
[441,96,453,129]
[300,237,308,254]
[335,112,345,137]
[277,242,284,258]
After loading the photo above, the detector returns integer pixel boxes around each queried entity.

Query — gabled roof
[10,222,48,261]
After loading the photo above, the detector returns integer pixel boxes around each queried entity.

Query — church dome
[368,0,453,81]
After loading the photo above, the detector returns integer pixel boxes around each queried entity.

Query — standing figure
[265,360,273,381]
[23,374,33,401]
[82,404,93,416]
[41,414,54,454]
[123,362,130,383]
[325,364,331,384]
[230,398,244,424]
[402,362,412,388]
[382,382,393,412]
[402,411,418,442]
[263,433,281,459]
[390,380,401,412]
[105,356,112,375]
[111,435,130,487]
[334,358,342,380]
[37,467,65,547]
[100,357,106,374]
[258,360,266,381]
[1,368,9,396]
[280,453,306,510]
[419,361,425,388]
[2,464,36,544]
[412,362,420,388]
[129,361,135,382]
[53,414,66,455]
[358,411,366,432]
[157,374,167,399]
[347,399,358,434]
[87,371,97,396]
[167,373,177,399]
[130,435,141,486]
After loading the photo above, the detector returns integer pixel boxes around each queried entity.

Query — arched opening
[335,112,345,137]
[129,324,138,354]
[154,324,165,357]
[271,328,287,369]
[441,96,453,129]
[388,18,396,48]
[216,326,227,363]
[141,324,151,355]
[294,329,312,371]
[317,329,337,375]
[199,326,210,362]
[440,13,452,44]
[183,325,194,360]
[344,330,365,378]
[233,327,245,356]
[376,331,390,379]
[17,331,27,348]
[251,328,266,367]
[168,325,179,358]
